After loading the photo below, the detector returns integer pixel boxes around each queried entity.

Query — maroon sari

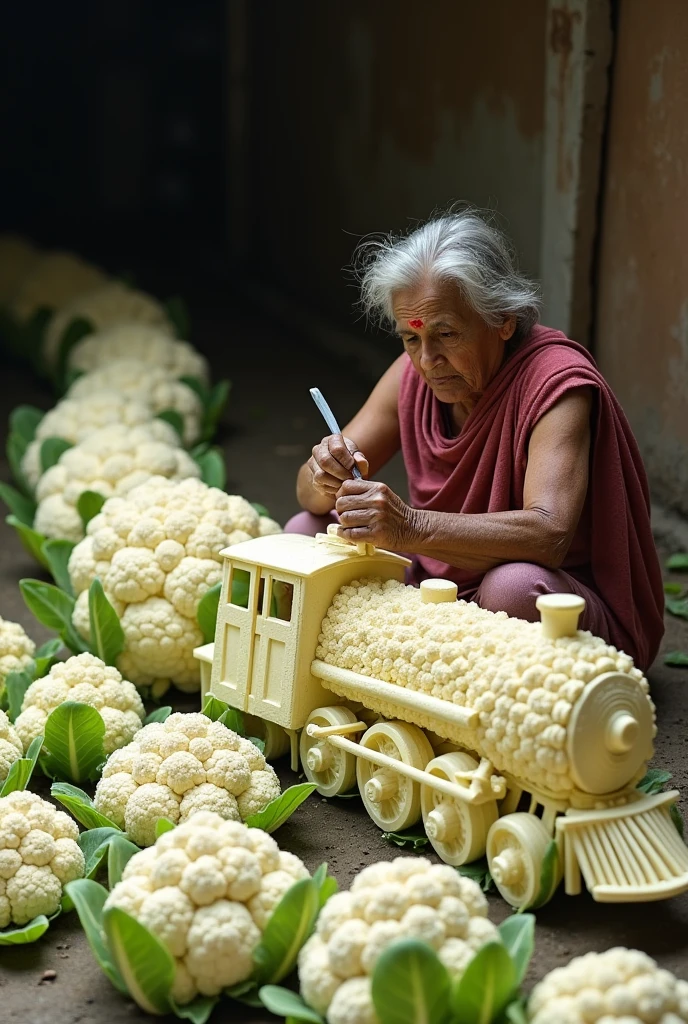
[398,324,664,669]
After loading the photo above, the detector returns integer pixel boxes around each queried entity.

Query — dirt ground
[2,292,688,1020]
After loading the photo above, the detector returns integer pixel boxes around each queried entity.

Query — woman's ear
[499,316,517,341]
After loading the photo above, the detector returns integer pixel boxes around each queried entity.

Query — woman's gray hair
[354,208,541,339]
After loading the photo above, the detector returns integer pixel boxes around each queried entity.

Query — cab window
[269,578,294,621]
[229,567,251,607]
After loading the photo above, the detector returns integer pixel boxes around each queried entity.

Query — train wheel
[486,813,554,910]
[357,721,434,832]
[300,706,358,798]
[243,715,291,761]
[420,753,498,866]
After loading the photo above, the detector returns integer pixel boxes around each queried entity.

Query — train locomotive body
[195,527,688,909]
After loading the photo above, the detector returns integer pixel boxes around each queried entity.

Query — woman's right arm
[296,354,406,514]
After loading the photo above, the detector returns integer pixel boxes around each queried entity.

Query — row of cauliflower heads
[0,237,685,1024]
[0,234,281,694]
[3,769,687,1024]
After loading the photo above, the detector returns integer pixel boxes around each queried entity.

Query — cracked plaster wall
[595,0,688,514]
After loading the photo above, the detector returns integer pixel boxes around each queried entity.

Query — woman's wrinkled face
[392,279,516,407]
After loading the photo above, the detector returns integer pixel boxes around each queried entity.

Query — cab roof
[219,532,410,578]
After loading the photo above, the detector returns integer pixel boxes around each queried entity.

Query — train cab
[196,527,409,733]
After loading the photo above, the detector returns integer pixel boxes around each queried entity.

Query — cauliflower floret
[328,978,377,1024]
[43,281,172,370]
[164,557,223,618]
[236,767,282,819]
[68,358,202,446]
[527,947,688,1023]
[68,323,209,383]
[104,814,309,1003]
[14,653,144,760]
[93,713,281,844]
[67,478,279,693]
[0,616,36,697]
[138,886,195,957]
[0,790,84,926]
[248,860,311,930]
[9,250,107,325]
[34,422,200,542]
[258,515,283,537]
[299,935,342,1015]
[22,393,161,490]
[124,784,182,847]
[180,782,241,823]
[0,711,23,784]
[86,772,138,829]
[299,858,498,1024]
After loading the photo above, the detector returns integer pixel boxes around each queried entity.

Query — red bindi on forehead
[408,318,424,329]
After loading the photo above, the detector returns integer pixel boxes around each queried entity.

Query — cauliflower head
[34,422,200,542]
[0,710,23,784]
[93,713,281,846]
[258,515,283,537]
[43,281,173,370]
[9,250,108,325]
[527,947,688,1023]
[22,393,166,491]
[68,323,209,384]
[0,234,39,302]
[0,789,84,927]
[299,856,498,1024]
[0,615,35,692]
[105,812,309,1001]
[67,357,203,446]
[14,652,145,757]
[68,477,271,691]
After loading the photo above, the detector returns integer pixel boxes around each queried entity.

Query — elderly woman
[288,212,664,670]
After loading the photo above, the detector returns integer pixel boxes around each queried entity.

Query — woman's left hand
[335,479,419,550]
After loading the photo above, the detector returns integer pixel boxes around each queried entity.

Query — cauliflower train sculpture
[197,528,688,909]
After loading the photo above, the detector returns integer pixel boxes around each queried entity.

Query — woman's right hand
[308,434,369,496]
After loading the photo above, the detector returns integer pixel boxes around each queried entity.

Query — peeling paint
[549,4,582,192]
[649,47,668,104]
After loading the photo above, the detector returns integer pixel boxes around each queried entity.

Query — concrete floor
[2,295,688,1020]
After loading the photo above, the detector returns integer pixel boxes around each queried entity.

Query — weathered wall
[245,0,546,326]
[595,0,688,515]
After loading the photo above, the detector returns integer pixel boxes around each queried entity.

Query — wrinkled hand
[308,434,369,497]
[335,479,418,550]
